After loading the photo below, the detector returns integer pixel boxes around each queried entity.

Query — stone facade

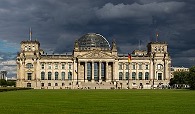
[16,33,171,89]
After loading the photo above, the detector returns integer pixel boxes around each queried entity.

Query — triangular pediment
[77,50,116,59]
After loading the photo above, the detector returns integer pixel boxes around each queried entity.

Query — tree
[169,71,189,88]
[0,79,7,87]
[7,80,16,87]
[188,66,195,90]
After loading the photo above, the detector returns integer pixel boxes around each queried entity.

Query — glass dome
[78,33,110,50]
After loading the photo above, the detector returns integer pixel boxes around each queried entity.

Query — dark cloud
[0,0,195,77]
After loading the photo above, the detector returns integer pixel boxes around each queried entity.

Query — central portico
[74,33,118,83]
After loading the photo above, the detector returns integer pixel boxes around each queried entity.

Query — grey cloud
[96,2,185,21]
[0,0,194,69]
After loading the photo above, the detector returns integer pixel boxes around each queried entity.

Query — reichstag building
[16,33,171,89]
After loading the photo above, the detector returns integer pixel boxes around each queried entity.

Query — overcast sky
[0,0,195,77]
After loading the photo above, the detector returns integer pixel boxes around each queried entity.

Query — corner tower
[147,42,171,84]
[16,40,43,87]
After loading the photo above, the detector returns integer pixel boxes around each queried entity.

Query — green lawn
[0,89,195,114]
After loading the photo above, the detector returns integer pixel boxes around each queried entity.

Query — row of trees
[170,66,195,90]
[0,79,16,87]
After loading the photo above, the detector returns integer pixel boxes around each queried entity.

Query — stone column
[112,62,115,81]
[85,62,88,82]
[150,60,153,80]
[92,61,94,82]
[78,61,80,82]
[99,62,102,82]
[52,62,54,80]
[142,63,145,80]
[123,63,125,80]
[163,60,166,80]
[153,62,156,80]
[136,63,138,80]
[59,62,61,80]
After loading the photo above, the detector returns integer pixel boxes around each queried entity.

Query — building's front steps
[19,80,170,89]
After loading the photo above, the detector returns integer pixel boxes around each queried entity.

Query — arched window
[26,63,33,69]
[48,72,52,80]
[132,72,136,80]
[145,72,149,80]
[125,72,129,80]
[119,72,123,80]
[61,72,65,80]
[55,72,58,80]
[139,72,142,80]
[41,72,45,80]
[157,64,163,70]
[68,72,72,80]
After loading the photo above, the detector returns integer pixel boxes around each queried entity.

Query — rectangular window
[158,73,162,80]
[139,64,142,70]
[48,83,51,86]
[48,63,52,69]
[41,63,44,69]
[146,65,149,70]
[62,63,65,69]
[27,73,32,80]
[69,63,72,70]
[119,63,123,70]
[132,64,136,70]
[126,64,129,70]
[55,63,58,69]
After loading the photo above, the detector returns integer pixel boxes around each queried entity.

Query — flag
[128,53,131,63]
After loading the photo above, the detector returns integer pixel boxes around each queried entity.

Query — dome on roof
[78,33,110,50]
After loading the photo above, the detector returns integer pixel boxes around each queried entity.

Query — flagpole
[156,32,158,42]
[128,62,130,89]
[30,27,32,41]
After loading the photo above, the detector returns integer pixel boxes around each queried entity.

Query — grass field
[0,89,195,114]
